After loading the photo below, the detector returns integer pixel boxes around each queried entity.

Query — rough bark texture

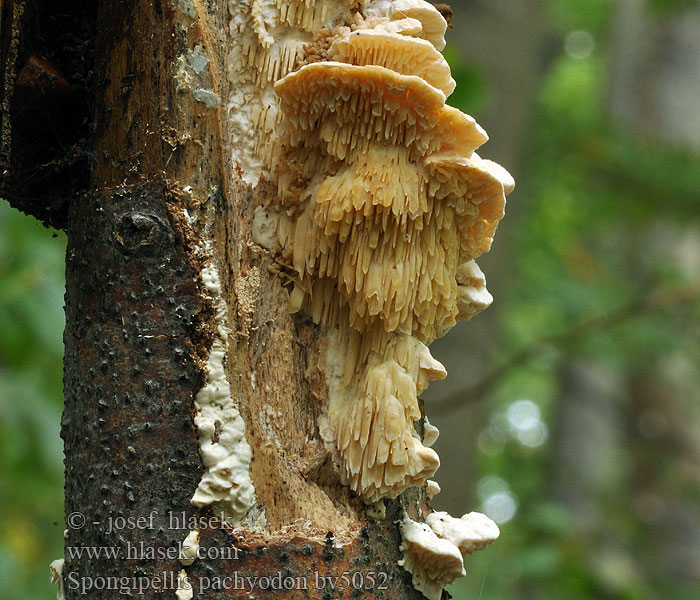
[3,1,428,598]
[63,182,210,596]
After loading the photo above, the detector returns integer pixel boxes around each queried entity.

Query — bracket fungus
[399,512,500,600]
[235,0,512,539]
[265,33,512,502]
[399,518,465,600]
[223,0,511,595]
[327,28,456,96]
[426,511,501,555]
[387,0,449,51]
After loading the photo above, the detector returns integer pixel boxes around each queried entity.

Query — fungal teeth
[242,0,512,504]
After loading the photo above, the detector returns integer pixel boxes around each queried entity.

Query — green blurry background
[1,0,700,598]
[0,205,65,596]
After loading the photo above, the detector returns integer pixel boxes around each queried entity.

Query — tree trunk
[2,2,506,599]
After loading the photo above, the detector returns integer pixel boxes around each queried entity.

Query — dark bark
[0,0,96,228]
[62,182,209,597]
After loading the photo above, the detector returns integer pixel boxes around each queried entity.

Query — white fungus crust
[191,253,256,522]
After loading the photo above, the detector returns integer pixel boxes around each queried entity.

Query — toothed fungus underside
[266,51,512,500]
[229,0,513,509]
[179,1,515,598]
[228,0,513,503]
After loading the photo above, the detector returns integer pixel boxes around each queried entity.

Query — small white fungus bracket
[179,530,200,566]
[49,559,65,600]
[426,511,501,555]
[400,511,499,600]
[425,479,441,499]
[175,569,194,600]
[399,517,465,600]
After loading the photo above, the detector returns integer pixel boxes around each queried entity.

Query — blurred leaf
[646,0,698,16]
